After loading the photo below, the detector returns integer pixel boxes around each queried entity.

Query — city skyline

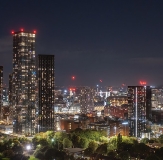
[1,1,163,87]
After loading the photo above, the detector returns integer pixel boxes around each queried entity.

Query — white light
[122,122,128,125]
[26,145,31,150]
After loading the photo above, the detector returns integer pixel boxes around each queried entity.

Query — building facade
[0,66,3,120]
[2,86,9,106]
[151,88,163,124]
[79,87,95,114]
[37,55,55,132]
[128,86,151,137]
[11,30,36,135]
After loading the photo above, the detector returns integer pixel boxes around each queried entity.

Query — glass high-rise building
[0,66,3,120]
[11,30,36,135]
[128,86,151,138]
[37,55,55,132]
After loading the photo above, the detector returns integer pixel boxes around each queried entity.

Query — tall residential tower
[37,55,55,132]
[0,66,3,120]
[128,86,151,138]
[11,30,36,135]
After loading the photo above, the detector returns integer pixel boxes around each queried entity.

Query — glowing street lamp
[26,145,31,151]
[114,126,117,136]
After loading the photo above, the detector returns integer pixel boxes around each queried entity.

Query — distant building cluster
[1,29,163,138]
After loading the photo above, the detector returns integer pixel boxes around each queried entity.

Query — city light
[140,81,147,85]
[72,76,75,80]
[26,145,31,151]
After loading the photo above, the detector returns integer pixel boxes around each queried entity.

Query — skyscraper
[80,87,95,114]
[11,30,36,135]
[37,55,55,132]
[128,86,151,138]
[0,66,3,120]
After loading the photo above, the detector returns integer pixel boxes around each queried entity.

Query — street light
[26,145,31,151]
[38,125,40,133]
[114,126,117,136]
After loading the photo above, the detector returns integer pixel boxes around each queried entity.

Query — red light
[72,76,75,80]
[70,88,75,91]
[21,28,24,32]
[140,81,147,85]
[11,31,14,34]
[100,79,102,82]
[34,30,36,34]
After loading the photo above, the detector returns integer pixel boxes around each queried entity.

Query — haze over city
[1,0,163,86]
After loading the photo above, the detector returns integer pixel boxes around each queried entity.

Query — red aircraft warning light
[100,79,102,82]
[72,76,75,80]
[140,81,147,85]
[33,30,36,34]
[20,28,24,32]
[11,31,14,34]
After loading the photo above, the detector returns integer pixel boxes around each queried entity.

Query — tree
[108,136,117,151]
[71,134,81,147]
[12,145,23,154]
[96,143,108,155]
[88,141,98,152]
[145,154,160,160]
[158,135,163,144]
[118,142,133,152]
[32,137,39,149]
[140,138,149,144]
[155,147,163,159]
[118,151,130,160]
[131,143,150,158]
[55,150,66,160]
[11,154,29,160]
[100,136,108,143]
[37,138,49,146]
[29,156,39,160]
[79,137,89,148]
[63,138,72,148]
[2,149,14,158]
[46,131,55,140]
[33,150,44,160]
[44,148,57,160]
[84,141,98,156]
[117,133,122,149]
[107,150,117,158]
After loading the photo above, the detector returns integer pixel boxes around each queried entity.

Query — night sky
[1,0,163,87]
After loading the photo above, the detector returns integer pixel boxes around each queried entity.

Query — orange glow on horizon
[69,88,75,91]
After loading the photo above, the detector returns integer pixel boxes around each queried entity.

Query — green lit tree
[63,138,72,148]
